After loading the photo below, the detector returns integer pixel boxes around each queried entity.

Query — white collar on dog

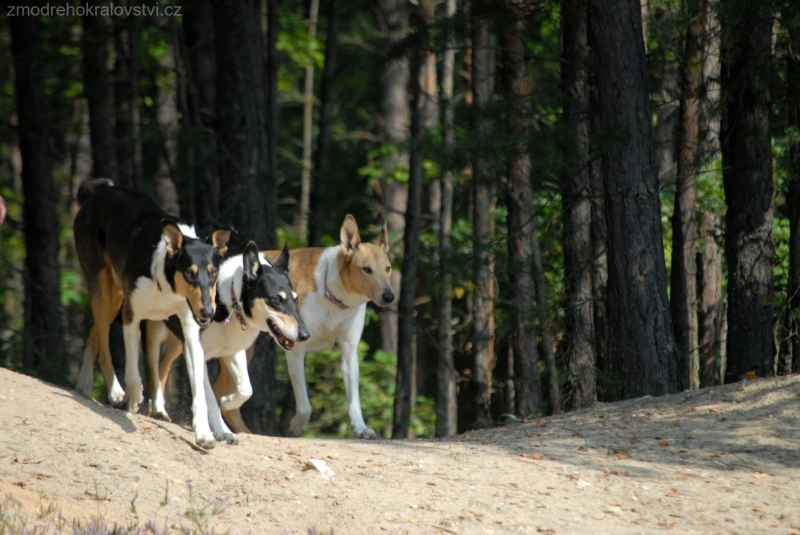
[324,263,348,310]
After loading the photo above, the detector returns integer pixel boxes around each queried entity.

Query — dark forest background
[0,0,799,439]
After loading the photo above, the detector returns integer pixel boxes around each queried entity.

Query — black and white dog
[142,242,310,443]
[74,179,230,449]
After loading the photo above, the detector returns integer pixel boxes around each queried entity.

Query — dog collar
[227,283,249,330]
[324,264,348,310]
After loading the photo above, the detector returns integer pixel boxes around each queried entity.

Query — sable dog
[211,215,395,439]
[74,179,230,449]
[143,242,310,441]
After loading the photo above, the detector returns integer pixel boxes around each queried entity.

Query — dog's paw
[288,415,310,437]
[196,431,216,450]
[219,432,238,445]
[354,427,379,440]
[108,378,126,407]
[152,411,171,422]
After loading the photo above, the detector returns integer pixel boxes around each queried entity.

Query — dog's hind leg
[339,340,377,439]
[90,263,125,406]
[218,350,253,412]
[158,332,183,394]
[145,321,171,421]
[203,367,236,445]
[286,349,313,437]
[216,345,253,434]
[121,301,144,413]
[76,326,99,398]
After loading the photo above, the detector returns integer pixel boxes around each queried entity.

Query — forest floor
[1,367,800,535]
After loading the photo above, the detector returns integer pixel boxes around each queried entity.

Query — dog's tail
[77,178,114,206]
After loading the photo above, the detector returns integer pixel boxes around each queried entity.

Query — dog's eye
[362,266,372,274]
[385,266,391,273]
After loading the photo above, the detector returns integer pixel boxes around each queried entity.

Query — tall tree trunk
[181,0,219,231]
[780,13,800,375]
[589,0,678,398]
[561,0,595,411]
[470,2,495,429]
[213,0,278,434]
[697,210,725,386]
[83,0,116,180]
[393,37,426,440]
[298,0,320,242]
[376,0,409,357]
[152,24,181,217]
[501,12,541,419]
[309,0,342,247]
[265,0,280,245]
[113,0,143,190]
[435,0,458,438]
[670,0,706,391]
[719,0,774,382]
[9,12,65,383]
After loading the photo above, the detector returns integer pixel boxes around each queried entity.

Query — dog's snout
[200,306,214,320]
[382,290,395,304]
[298,328,310,342]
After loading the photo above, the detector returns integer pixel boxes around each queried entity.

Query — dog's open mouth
[194,315,211,328]
[268,319,295,350]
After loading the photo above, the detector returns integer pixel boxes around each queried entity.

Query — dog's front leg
[181,316,215,449]
[203,367,237,444]
[339,340,378,440]
[145,321,170,421]
[122,318,144,413]
[218,350,253,411]
[286,349,312,437]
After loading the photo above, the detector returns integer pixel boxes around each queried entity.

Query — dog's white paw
[216,431,238,445]
[288,417,309,437]
[125,382,143,413]
[195,431,216,450]
[152,410,171,422]
[108,378,126,407]
[354,427,378,440]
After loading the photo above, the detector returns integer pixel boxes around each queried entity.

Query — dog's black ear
[372,214,390,253]
[210,228,232,257]
[242,241,261,283]
[340,214,361,260]
[162,221,184,255]
[273,243,290,273]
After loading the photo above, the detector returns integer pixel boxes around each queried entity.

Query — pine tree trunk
[83,0,116,180]
[589,0,678,398]
[435,0,458,438]
[9,12,65,383]
[561,0,595,411]
[265,0,280,245]
[113,0,143,190]
[670,0,706,391]
[298,0,320,242]
[697,210,725,386]
[376,0,409,358]
[470,3,495,429]
[309,0,342,247]
[501,14,541,419]
[182,0,219,230]
[719,0,775,381]
[213,0,278,434]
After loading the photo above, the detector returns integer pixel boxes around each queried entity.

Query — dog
[211,214,395,439]
[73,179,230,449]
[144,241,310,440]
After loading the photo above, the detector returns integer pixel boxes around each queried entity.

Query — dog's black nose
[382,291,395,304]
[297,328,310,342]
[200,306,214,319]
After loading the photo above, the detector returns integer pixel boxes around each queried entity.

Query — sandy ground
[1,367,800,534]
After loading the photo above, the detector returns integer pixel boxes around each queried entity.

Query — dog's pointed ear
[340,214,361,260]
[242,241,261,283]
[273,243,290,273]
[162,221,184,256]
[372,215,390,253]
[210,228,232,257]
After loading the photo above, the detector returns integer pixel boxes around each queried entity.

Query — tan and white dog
[210,214,395,439]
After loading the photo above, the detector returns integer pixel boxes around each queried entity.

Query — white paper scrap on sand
[305,459,335,477]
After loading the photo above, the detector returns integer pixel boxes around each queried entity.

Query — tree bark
[670,0,706,391]
[9,12,65,383]
[83,0,116,180]
[501,13,541,419]
[470,2,495,429]
[375,0,409,357]
[719,0,774,381]
[589,0,678,398]
[181,0,219,231]
[309,0,342,247]
[113,0,143,190]
[697,210,725,386]
[265,0,280,245]
[561,0,595,411]
[298,0,321,242]
[435,0,458,438]
[213,0,278,434]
